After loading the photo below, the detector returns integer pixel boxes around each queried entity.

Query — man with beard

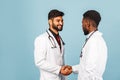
[72,10,108,80]
[34,9,72,80]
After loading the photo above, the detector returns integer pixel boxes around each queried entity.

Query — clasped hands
[60,65,72,76]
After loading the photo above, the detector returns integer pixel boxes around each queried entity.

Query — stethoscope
[46,30,65,48]
[80,29,98,57]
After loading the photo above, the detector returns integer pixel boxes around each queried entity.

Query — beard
[83,27,89,35]
[52,23,63,31]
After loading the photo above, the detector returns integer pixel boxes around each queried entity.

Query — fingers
[66,65,72,70]
[60,65,72,76]
[61,66,67,70]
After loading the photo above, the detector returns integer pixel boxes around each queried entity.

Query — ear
[85,19,90,29]
[48,19,52,25]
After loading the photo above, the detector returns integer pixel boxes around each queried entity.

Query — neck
[89,27,98,33]
[49,27,59,35]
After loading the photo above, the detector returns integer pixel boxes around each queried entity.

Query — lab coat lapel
[60,39,64,55]
[47,30,63,54]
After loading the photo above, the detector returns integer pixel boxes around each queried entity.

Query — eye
[61,20,63,22]
[57,19,60,22]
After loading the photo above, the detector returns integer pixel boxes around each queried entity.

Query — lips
[57,25,63,31]
[58,25,62,29]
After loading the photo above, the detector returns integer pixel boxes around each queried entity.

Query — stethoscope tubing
[46,30,57,48]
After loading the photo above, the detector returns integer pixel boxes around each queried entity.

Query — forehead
[82,18,86,23]
[82,18,89,23]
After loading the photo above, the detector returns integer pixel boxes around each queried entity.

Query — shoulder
[90,31,104,43]
[93,31,102,37]
[91,31,102,38]
[34,32,48,43]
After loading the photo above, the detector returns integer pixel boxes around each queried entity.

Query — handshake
[60,65,72,76]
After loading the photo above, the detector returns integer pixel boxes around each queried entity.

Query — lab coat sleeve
[72,64,80,74]
[34,36,61,75]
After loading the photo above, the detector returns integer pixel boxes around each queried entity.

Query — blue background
[0,0,120,80]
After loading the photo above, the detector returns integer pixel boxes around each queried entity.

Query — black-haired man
[72,10,108,80]
[34,9,72,80]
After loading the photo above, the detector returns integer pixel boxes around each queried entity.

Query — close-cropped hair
[48,9,64,20]
[83,10,101,27]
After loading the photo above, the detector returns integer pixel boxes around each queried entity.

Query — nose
[59,21,63,25]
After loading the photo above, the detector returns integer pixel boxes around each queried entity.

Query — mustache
[57,25,63,26]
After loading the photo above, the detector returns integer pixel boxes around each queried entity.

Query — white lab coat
[34,30,66,80]
[72,31,107,80]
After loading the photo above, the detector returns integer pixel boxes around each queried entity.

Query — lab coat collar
[86,31,102,38]
[86,31,94,38]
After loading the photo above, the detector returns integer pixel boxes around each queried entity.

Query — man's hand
[60,65,72,76]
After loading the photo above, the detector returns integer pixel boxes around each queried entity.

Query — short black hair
[83,10,101,27]
[48,9,64,20]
